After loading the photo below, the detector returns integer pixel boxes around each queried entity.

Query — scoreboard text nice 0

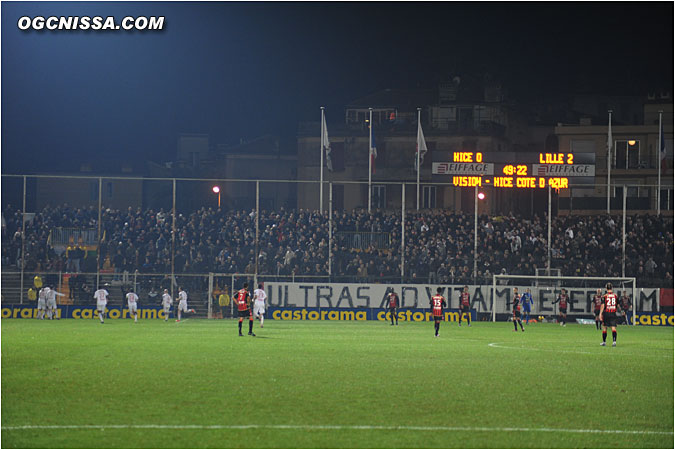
[431,151,596,189]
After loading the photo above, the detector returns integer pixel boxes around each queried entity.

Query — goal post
[491,274,637,325]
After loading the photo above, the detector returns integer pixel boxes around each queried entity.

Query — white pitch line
[488,342,673,358]
[1,424,672,435]
[488,342,593,355]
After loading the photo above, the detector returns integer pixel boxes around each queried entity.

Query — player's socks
[98,312,104,323]
[260,316,264,327]
[612,330,617,343]
[519,320,524,331]
[602,330,607,342]
[513,320,518,331]
[238,320,243,335]
[248,319,253,335]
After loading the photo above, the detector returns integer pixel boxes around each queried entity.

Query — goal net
[490,274,636,325]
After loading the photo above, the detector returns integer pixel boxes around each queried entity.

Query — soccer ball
[538,316,544,322]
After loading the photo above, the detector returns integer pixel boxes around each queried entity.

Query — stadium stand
[2,204,673,289]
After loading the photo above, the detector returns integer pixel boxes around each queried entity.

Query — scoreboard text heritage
[432,151,596,189]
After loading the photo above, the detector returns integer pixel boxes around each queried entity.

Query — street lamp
[212,186,220,208]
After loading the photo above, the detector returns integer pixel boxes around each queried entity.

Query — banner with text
[263,283,660,315]
[1,305,168,320]
[268,306,476,322]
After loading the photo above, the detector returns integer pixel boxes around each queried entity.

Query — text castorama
[1,305,168,319]
[632,312,674,326]
[268,307,475,322]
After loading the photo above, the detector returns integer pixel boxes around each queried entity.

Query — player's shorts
[162,304,171,313]
[238,309,252,318]
[254,301,265,316]
[432,312,443,321]
[559,307,567,314]
[461,305,470,313]
[603,312,618,327]
[37,299,46,310]
[47,299,57,309]
[594,309,601,317]
[96,301,107,312]
[513,310,521,319]
[128,302,138,313]
[178,300,189,313]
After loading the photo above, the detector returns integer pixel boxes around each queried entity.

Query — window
[90,181,98,202]
[660,189,673,210]
[614,140,641,169]
[372,185,386,209]
[423,186,436,208]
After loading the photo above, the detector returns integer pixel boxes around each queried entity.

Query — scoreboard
[432,151,596,189]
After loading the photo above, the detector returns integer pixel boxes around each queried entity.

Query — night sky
[2,2,672,173]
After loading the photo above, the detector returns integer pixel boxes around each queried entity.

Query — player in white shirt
[176,287,195,322]
[253,284,267,328]
[37,287,47,320]
[46,286,65,320]
[126,288,139,323]
[161,289,173,322]
[93,287,109,324]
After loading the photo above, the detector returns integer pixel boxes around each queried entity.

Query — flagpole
[658,110,663,216]
[368,107,373,213]
[607,110,613,214]
[416,108,421,211]
[320,107,325,213]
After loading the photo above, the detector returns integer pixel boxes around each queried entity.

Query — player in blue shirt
[520,288,534,325]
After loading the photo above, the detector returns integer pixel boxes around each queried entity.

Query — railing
[335,232,391,251]
[51,228,98,247]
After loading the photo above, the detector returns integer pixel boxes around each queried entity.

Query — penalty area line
[1,424,672,435]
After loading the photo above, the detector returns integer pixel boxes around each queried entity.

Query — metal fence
[1,174,673,304]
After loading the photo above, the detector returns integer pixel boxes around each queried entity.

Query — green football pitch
[1,318,673,448]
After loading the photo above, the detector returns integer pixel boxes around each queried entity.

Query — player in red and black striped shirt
[552,289,569,327]
[619,291,632,325]
[235,282,255,337]
[387,291,399,326]
[511,287,525,332]
[600,283,618,346]
[430,288,446,337]
[458,285,471,327]
[592,289,603,330]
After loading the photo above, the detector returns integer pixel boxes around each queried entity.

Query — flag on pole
[415,119,428,171]
[370,125,377,174]
[321,113,333,171]
[660,121,667,172]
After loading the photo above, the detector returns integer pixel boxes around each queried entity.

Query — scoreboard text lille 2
[431,151,596,189]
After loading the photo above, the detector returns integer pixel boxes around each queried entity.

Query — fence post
[401,183,405,282]
[622,184,627,277]
[171,178,176,299]
[208,273,213,319]
[96,177,102,290]
[329,182,333,279]
[547,184,552,271]
[255,181,259,288]
[20,175,26,304]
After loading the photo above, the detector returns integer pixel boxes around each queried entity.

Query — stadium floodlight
[490,274,636,325]
[477,192,485,200]
[212,186,220,207]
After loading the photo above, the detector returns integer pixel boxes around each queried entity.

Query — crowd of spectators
[2,203,673,288]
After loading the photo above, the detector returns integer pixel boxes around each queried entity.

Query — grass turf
[1,318,673,448]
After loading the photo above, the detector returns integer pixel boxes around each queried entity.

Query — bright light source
[477,192,486,200]
[628,140,636,146]
[212,186,220,193]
